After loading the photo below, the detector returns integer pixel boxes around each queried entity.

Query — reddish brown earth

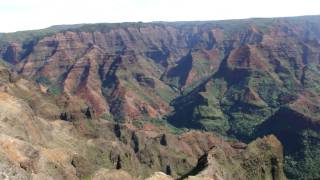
[1,17,319,123]
[0,15,320,179]
[0,67,285,179]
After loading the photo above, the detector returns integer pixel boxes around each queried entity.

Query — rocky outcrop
[91,169,134,180]
[255,104,320,179]
[0,16,320,179]
[0,79,287,180]
[183,135,286,180]
[146,172,173,180]
[2,16,317,122]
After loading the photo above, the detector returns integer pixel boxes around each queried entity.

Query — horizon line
[1,14,319,34]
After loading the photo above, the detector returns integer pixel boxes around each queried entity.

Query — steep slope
[183,135,286,180]
[165,17,320,179]
[255,100,320,179]
[169,17,320,138]
[0,15,320,179]
[0,67,286,179]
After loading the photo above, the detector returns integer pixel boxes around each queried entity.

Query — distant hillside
[0,15,320,179]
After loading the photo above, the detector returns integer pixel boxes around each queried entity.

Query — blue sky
[1,0,320,32]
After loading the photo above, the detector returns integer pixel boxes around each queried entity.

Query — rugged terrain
[0,66,285,179]
[0,15,320,179]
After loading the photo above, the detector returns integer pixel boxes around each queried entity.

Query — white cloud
[0,0,319,32]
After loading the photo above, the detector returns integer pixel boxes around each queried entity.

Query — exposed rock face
[1,16,317,123]
[91,169,134,180]
[185,135,286,180]
[0,16,320,179]
[255,104,320,179]
[146,172,173,180]
[0,64,16,84]
[0,72,287,179]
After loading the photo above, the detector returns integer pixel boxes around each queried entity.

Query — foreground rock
[91,169,134,180]
[181,135,286,180]
[146,172,173,180]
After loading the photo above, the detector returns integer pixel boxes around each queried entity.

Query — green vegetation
[283,129,320,179]
[35,76,52,85]
[82,176,90,180]
[166,123,186,135]
[1,15,320,179]
[0,58,13,68]
[47,86,62,96]
[71,22,150,33]
[0,24,83,46]
[131,118,185,135]
[0,29,57,47]
[35,76,62,96]
[100,113,115,122]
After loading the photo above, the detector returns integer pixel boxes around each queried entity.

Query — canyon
[0,15,320,179]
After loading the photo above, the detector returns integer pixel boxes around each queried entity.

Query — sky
[1,0,320,32]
